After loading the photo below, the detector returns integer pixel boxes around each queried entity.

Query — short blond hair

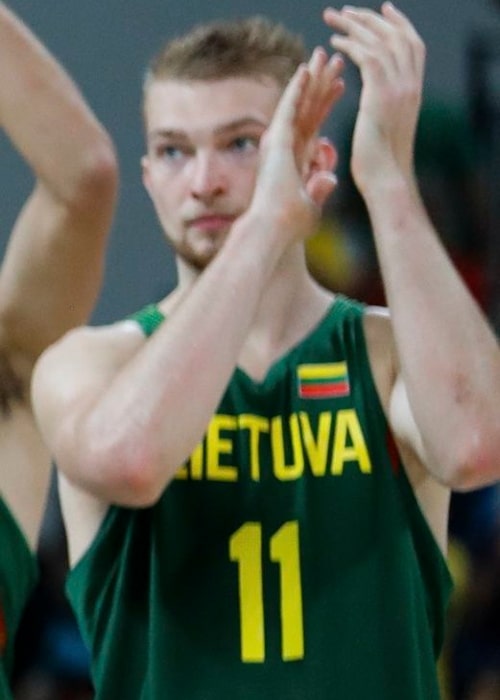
[143,16,306,94]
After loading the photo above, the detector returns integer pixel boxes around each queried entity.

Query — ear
[304,137,338,179]
[141,155,153,197]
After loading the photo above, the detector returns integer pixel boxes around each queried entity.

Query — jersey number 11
[229,520,304,663]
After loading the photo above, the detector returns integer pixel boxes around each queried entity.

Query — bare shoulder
[47,317,146,354]
[31,318,147,438]
[361,305,397,414]
[35,318,146,379]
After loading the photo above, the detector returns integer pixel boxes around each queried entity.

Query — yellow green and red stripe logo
[297,362,350,399]
[0,603,7,656]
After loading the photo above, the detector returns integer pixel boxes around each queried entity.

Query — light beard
[170,236,222,272]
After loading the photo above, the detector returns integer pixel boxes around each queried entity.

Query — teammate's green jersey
[67,296,452,699]
[0,498,37,700]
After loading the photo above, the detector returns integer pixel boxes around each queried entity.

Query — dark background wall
[1,0,500,324]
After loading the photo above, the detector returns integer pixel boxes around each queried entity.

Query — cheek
[148,173,182,213]
[146,185,180,235]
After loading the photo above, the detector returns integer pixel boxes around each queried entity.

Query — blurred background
[1,0,499,698]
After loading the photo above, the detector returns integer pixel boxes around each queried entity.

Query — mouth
[186,214,236,232]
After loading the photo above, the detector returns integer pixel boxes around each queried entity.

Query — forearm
[365,173,500,487]
[41,49,341,504]
[70,213,287,504]
[0,3,116,205]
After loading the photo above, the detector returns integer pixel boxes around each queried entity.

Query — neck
[237,245,335,380]
[163,243,335,382]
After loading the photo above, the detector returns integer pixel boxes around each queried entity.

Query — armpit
[362,308,396,415]
[0,350,24,417]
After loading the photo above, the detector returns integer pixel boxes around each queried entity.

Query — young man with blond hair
[32,4,500,698]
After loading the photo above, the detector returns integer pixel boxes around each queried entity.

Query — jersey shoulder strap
[127,303,165,337]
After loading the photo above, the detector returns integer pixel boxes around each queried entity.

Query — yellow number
[229,521,304,663]
[270,521,304,660]
[229,523,265,662]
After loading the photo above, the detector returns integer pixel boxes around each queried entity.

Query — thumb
[305,171,337,209]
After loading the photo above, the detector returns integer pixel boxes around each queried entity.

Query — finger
[298,49,345,137]
[311,49,344,108]
[298,47,329,127]
[305,171,338,209]
[309,45,329,78]
[350,4,424,80]
[268,63,310,148]
[324,7,384,44]
[382,1,421,39]
[330,6,423,81]
[323,7,397,80]
[381,2,426,77]
[313,53,345,126]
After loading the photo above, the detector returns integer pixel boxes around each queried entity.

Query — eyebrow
[148,117,269,141]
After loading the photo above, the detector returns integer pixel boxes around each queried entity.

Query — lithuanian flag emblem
[297,362,350,399]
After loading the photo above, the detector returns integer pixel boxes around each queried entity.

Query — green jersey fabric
[0,498,37,699]
[67,296,452,699]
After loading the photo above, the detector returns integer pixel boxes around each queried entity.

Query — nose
[190,150,226,203]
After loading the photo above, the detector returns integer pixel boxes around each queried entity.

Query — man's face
[142,76,282,270]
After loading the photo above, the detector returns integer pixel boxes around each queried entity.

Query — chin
[173,227,230,270]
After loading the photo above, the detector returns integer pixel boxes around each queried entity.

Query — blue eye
[230,136,259,153]
[161,145,184,160]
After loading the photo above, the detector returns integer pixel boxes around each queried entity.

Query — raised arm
[324,2,500,490]
[32,50,344,507]
[0,2,118,360]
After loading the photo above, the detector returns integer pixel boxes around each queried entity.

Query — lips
[186,214,236,231]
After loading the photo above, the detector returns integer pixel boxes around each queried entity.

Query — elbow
[54,404,175,508]
[67,131,119,213]
[438,422,500,492]
[73,437,170,508]
[109,447,168,508]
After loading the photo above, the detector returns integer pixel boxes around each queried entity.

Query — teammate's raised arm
[0,4,116,697]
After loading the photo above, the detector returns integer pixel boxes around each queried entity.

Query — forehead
[144,76,282,140]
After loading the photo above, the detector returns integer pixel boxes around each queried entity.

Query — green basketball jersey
[0,498,37,699]
[67,296,452,699]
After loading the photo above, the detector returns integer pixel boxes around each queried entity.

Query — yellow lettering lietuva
[272,415,304,480]
[177,409,372,481]
[331,409,372,475]
[299,411,332,477]
[206,415,238,482]
[238,414,269,481]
